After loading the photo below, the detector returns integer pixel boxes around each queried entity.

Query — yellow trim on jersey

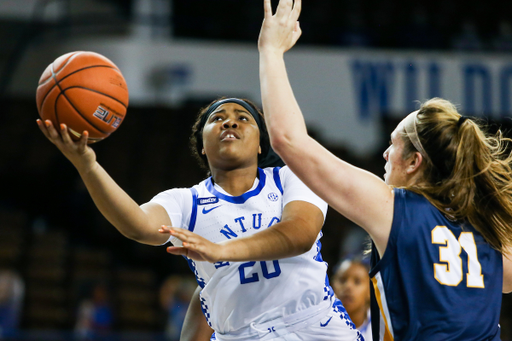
[371,276,394,341]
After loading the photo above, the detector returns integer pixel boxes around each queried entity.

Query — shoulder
[393,188,432,208]
[270,165,300,186]
[262,165,308,192]
[153,187,194,200]
[150,184,207,207]
[267,166,328,216]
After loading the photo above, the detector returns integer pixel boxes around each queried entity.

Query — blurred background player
[74,282,113,340]
[257,0,512,339]
[159,275,196,341]
[37,97,362,341]
[331,256,372,340]
[0,269,24,338]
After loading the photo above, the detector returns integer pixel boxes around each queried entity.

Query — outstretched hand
[159,226,224,263]
[37,119,96,173]
[258,0,302,54]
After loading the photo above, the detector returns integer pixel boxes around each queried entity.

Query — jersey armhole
[272,167,284,195]
[189,187,199,232]
[369,188,405,277]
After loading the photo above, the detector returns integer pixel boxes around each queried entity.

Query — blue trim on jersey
[185,256,206,288]
[189,187,199,232]
[272,167,284,195]
[205,168,266,204]
[332,298,357,330]
[323,273,335,300]
[313,240,324,262]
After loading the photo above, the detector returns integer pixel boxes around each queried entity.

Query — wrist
[259,48,285,58]
[76,160,99,177]
[216,241,231,262]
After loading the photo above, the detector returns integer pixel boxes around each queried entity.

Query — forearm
[219,221,315,262]
[259,51,308,152]
[78,161,162,245]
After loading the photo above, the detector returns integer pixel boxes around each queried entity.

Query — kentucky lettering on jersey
[150,167,330,335]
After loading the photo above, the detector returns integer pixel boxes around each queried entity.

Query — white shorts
[211,298,364,341]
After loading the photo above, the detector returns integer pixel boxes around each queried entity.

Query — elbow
[269,133,292,158]
[296,243,313,256]
[293,231,318,256]
[122,229,157,246]
[122,229,144,242]
[299,237,317,255]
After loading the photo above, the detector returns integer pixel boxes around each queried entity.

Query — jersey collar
[206,168,266,204]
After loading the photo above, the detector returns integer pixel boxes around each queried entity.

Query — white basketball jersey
[151,167,332,335]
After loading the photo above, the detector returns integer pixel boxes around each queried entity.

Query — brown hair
[402,98,512,252]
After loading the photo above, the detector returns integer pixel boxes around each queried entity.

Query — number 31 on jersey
[431,226,485,288]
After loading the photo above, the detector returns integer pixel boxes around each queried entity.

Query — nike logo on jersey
[319,316,332,327]
[202,205,222,214]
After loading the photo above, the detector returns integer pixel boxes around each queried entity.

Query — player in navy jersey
[256,0,512,340]
[37,97,362,341]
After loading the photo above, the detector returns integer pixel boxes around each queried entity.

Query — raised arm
[160,200,324,262]
[37,119,170,246]
[257,0,394,255]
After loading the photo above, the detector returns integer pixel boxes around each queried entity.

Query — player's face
[202,103,261,170]
[382,119,411,186]
[332,262,370,316]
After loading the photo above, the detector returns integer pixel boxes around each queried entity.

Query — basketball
[36,51,129,143]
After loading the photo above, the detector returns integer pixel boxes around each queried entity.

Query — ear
[202,148,205,155]
[406,151,423,174]
[258,146,262,154]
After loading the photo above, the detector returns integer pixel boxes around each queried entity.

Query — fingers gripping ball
[36,51,129,143]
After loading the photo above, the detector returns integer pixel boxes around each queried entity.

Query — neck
[210,165,259,196]
[347,306,368,329]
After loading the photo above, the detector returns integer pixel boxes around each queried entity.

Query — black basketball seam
[38,52,79,112]
[55,89,110,135]
[39,64,125,113]
[64,86,128,112]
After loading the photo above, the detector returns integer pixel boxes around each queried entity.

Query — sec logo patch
[268,192,279,202]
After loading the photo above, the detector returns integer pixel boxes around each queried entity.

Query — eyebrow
[212,108,250,115]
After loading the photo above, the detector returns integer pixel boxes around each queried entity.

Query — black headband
[199,98,264,132]
[197,98,284,169]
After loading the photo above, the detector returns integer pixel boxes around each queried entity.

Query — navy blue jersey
[370,189,502,341]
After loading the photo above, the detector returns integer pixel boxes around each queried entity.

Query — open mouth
[220,131,240,141]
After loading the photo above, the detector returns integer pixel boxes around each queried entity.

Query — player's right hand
[258,0,302,55]
[160,226,224,263]
[37,119,97,174]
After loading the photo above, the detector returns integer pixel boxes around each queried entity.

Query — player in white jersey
[155,166,335,338]
[37,97,363,341]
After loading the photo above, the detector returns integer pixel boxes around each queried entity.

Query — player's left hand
[159,226,223,263]
[258,0,302,55]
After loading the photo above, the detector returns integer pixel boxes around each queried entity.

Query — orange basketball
[36,51,129,143]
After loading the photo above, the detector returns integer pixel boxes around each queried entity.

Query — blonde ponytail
[403,98,512,252]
